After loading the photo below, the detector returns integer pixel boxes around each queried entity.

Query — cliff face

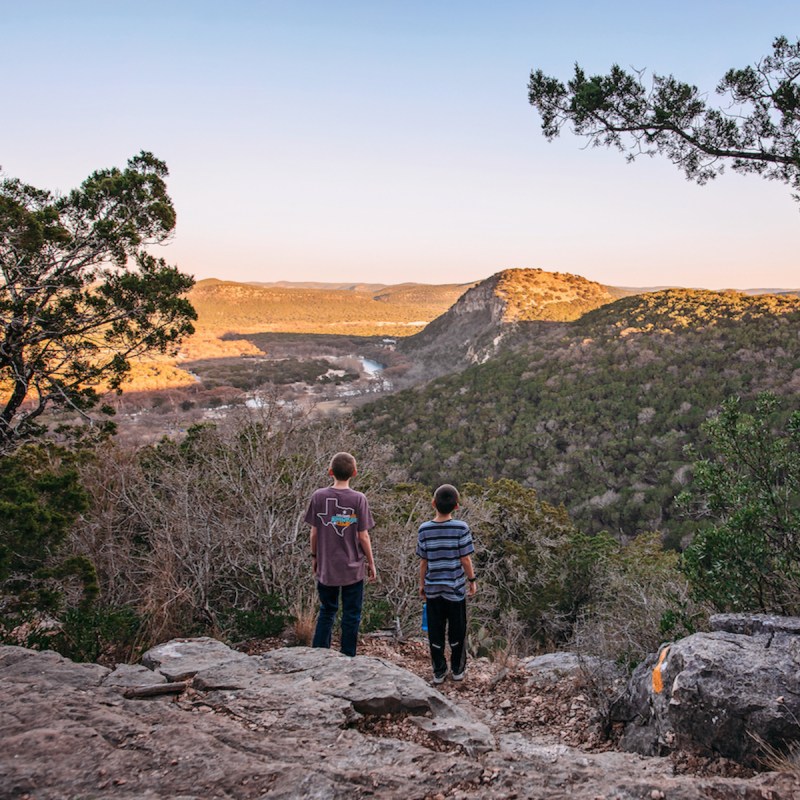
[401,268,618,371]
[449,274,508,321]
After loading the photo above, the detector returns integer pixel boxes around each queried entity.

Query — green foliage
[0,444,94,617]
[0,152,196,451]
[575,289,800,335]
[19,604,142,664]
[462,479,614,650]
[679,393,800,614]
[357,290,800,542]
[0,445,86,580]
[572,532,702,668]
[221,593,292,641]
[0,444,126,662]
[360,592,393,633]
[187,357,342,391]
[528,36,800,206]
[455,479,694,663]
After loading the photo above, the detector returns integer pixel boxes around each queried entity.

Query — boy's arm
[461,555,477,596]
[310,525,318,577]
[357,529,377,582]
[419,558,427,597]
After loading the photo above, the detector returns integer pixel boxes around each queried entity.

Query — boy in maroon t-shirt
[305,451,377,656]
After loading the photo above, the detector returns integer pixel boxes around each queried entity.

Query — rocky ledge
[1,636,798,799]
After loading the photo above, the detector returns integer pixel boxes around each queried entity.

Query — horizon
[195,272,800,294]
[3,1,799,290]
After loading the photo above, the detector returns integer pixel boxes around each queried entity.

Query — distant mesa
[187,278,475,337]
[249,280,391,293]
[185,272,799,351]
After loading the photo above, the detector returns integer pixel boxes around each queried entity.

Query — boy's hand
[468,580,477,597]
[367,564,378,583]
[419,585,426,598]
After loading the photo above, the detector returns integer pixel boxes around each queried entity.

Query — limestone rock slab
[141,636,247,681]
[103,663,168,689]
[3,639,798,799]
[254,646,495,753]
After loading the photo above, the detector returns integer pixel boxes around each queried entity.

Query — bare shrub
[570,532,708,668]
[459,479,597,655]
[72,416,703,666]
[71,402,402,648]
[751,734,800,775]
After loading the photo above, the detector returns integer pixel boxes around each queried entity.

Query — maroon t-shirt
[304,487,375,586]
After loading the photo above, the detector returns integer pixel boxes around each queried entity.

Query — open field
[188,278,474,336]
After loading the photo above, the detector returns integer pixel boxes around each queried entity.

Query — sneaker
[433,672,447,685]
[451,671,465,681]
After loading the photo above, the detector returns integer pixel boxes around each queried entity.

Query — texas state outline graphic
[316,496,358,537]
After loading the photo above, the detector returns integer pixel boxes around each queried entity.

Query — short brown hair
[330,452,357,480]
[433,484,459,514]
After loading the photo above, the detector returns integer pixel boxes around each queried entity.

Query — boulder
[523,651,623,687]
[204,645,494,754]
[0,643,109,688]
[140,638,493,752]
[611,613,800,766]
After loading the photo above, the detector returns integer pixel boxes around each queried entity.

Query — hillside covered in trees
[357,288,800,547]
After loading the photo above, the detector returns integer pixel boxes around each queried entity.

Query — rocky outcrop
[611,614,800,767]
[142,639,494,753]
[2,637,798,799]
[401,273,510,368]
[400,268,618,374]
[1,639,494,800]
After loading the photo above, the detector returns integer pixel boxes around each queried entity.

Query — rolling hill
[189,279,476,337]
[356,283,800,545]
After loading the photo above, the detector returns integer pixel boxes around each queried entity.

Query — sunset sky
[4,1,799,289]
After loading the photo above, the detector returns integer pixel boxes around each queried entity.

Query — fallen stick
[122,681,189,699]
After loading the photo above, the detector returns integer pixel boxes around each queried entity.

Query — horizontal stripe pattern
[417,519,474,601]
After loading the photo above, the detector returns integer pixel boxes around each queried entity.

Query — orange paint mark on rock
[652,646,670,694]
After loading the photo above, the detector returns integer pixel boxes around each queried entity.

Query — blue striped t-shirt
[416,519,474,601]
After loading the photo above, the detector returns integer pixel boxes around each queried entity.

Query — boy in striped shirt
[417,484,477,684]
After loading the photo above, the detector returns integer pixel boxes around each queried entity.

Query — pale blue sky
[3,1,799,288]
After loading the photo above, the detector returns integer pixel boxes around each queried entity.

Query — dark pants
[426,595,467,677]
[312,580,364,657]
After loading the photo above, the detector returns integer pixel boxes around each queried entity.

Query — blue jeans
[312,580,364,657]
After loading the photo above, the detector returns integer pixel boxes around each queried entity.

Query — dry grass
[751,733,800,775]
[289,605,318,646]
